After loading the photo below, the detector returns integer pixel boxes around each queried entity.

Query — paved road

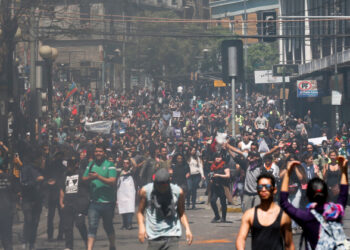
[11,191,350,250]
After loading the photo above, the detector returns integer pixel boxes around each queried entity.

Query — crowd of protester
[0,82,350,250]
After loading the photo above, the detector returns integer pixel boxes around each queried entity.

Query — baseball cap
[153,168,170,183]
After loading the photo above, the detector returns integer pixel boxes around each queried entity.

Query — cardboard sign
[173,111,181,118]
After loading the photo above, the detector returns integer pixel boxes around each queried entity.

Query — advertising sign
[255,70,290,84]
[214,80,227,87]
[297,80,318,98]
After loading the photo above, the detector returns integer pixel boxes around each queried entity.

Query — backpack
[310,209,349,250]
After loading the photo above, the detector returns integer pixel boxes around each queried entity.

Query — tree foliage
[126,10,231,84]
[246,42,279,80]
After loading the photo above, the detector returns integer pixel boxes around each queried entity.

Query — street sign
[214,80,227,87]
[273,64,299,76]
[297,80,318,98]
[331,90,342,105]
[254,70,290,84]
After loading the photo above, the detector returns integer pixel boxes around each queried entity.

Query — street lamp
[39,45,58,113]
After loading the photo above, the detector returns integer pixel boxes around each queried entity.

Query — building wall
[210,0,279,19]
[210,0,279,44]
[136,0,183,9]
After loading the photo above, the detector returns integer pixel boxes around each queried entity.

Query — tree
[0,0,41,142]
[246,42,279,80]
[126,10,231,90]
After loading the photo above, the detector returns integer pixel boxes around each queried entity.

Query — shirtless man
[236,172,294,250]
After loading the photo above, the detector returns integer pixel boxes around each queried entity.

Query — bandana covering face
[307,202,345,221]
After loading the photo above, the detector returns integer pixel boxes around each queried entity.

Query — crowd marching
[0,83,349,250]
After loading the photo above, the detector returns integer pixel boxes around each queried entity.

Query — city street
[11,190,350,250]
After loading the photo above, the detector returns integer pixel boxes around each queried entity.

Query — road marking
[193,239,233,244]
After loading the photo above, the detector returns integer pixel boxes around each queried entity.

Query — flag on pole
[64,82,78,102]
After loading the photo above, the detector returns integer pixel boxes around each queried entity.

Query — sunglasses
[257,184,273,191]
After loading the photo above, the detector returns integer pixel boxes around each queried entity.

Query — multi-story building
[37,0,209,92]
[134,0,184,9]
[280,0,350,134]
[210,0,279,43]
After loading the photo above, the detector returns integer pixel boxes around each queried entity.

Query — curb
[227,206,242,213]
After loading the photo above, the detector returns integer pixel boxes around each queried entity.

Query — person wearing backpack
[280,156,349,250]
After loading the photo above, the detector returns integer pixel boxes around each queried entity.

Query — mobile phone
[15,153,19,158]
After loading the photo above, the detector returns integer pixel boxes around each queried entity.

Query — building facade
[280,0,350,133]
[210,0,279,43]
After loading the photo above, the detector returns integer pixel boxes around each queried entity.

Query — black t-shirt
[20,163,42,202]
[61,168,89,213]
[211,163,230,186]
[171,163,190,188]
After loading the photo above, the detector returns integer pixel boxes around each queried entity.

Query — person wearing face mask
[170,153,190,201]
[117,158,136,230]
[137,168,193,250]
[241,152,263,213]
[82,144,117,250]
[208,153,231,223]
[45,150,65,241]
[60,156,89,250]
[0,154,16,250]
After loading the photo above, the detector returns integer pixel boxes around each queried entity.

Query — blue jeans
[87,202,115,238]
[186,174,201,207]
[121,213,133,228]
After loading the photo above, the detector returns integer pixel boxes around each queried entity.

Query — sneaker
[211,216,221,223]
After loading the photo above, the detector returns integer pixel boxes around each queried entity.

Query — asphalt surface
[11,190,350,250]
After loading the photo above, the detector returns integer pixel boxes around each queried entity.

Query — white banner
[308,136,328,146]
[255,70,290,84]
[84,121,113,134]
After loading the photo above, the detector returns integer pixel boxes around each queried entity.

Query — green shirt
[83,160,117,203]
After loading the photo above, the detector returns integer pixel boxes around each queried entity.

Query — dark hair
[286,153,299,162]
[257,172,276,187]
[303,152,313,162]
[306,178,328,204]
[95,143,106,151]
[263,154,273,162]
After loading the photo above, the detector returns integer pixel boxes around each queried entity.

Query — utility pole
[243,0,248,107]
[122,11,126,95]
[29,7,38,143]
[334,2,339,135]
[29,7,36,91]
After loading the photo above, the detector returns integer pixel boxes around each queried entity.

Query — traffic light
[41,92,48,114]
[221,40,243,84]
[263,11,277,42]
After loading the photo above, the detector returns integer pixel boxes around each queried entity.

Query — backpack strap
[88,161,95,173]
[310,209,332,236]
